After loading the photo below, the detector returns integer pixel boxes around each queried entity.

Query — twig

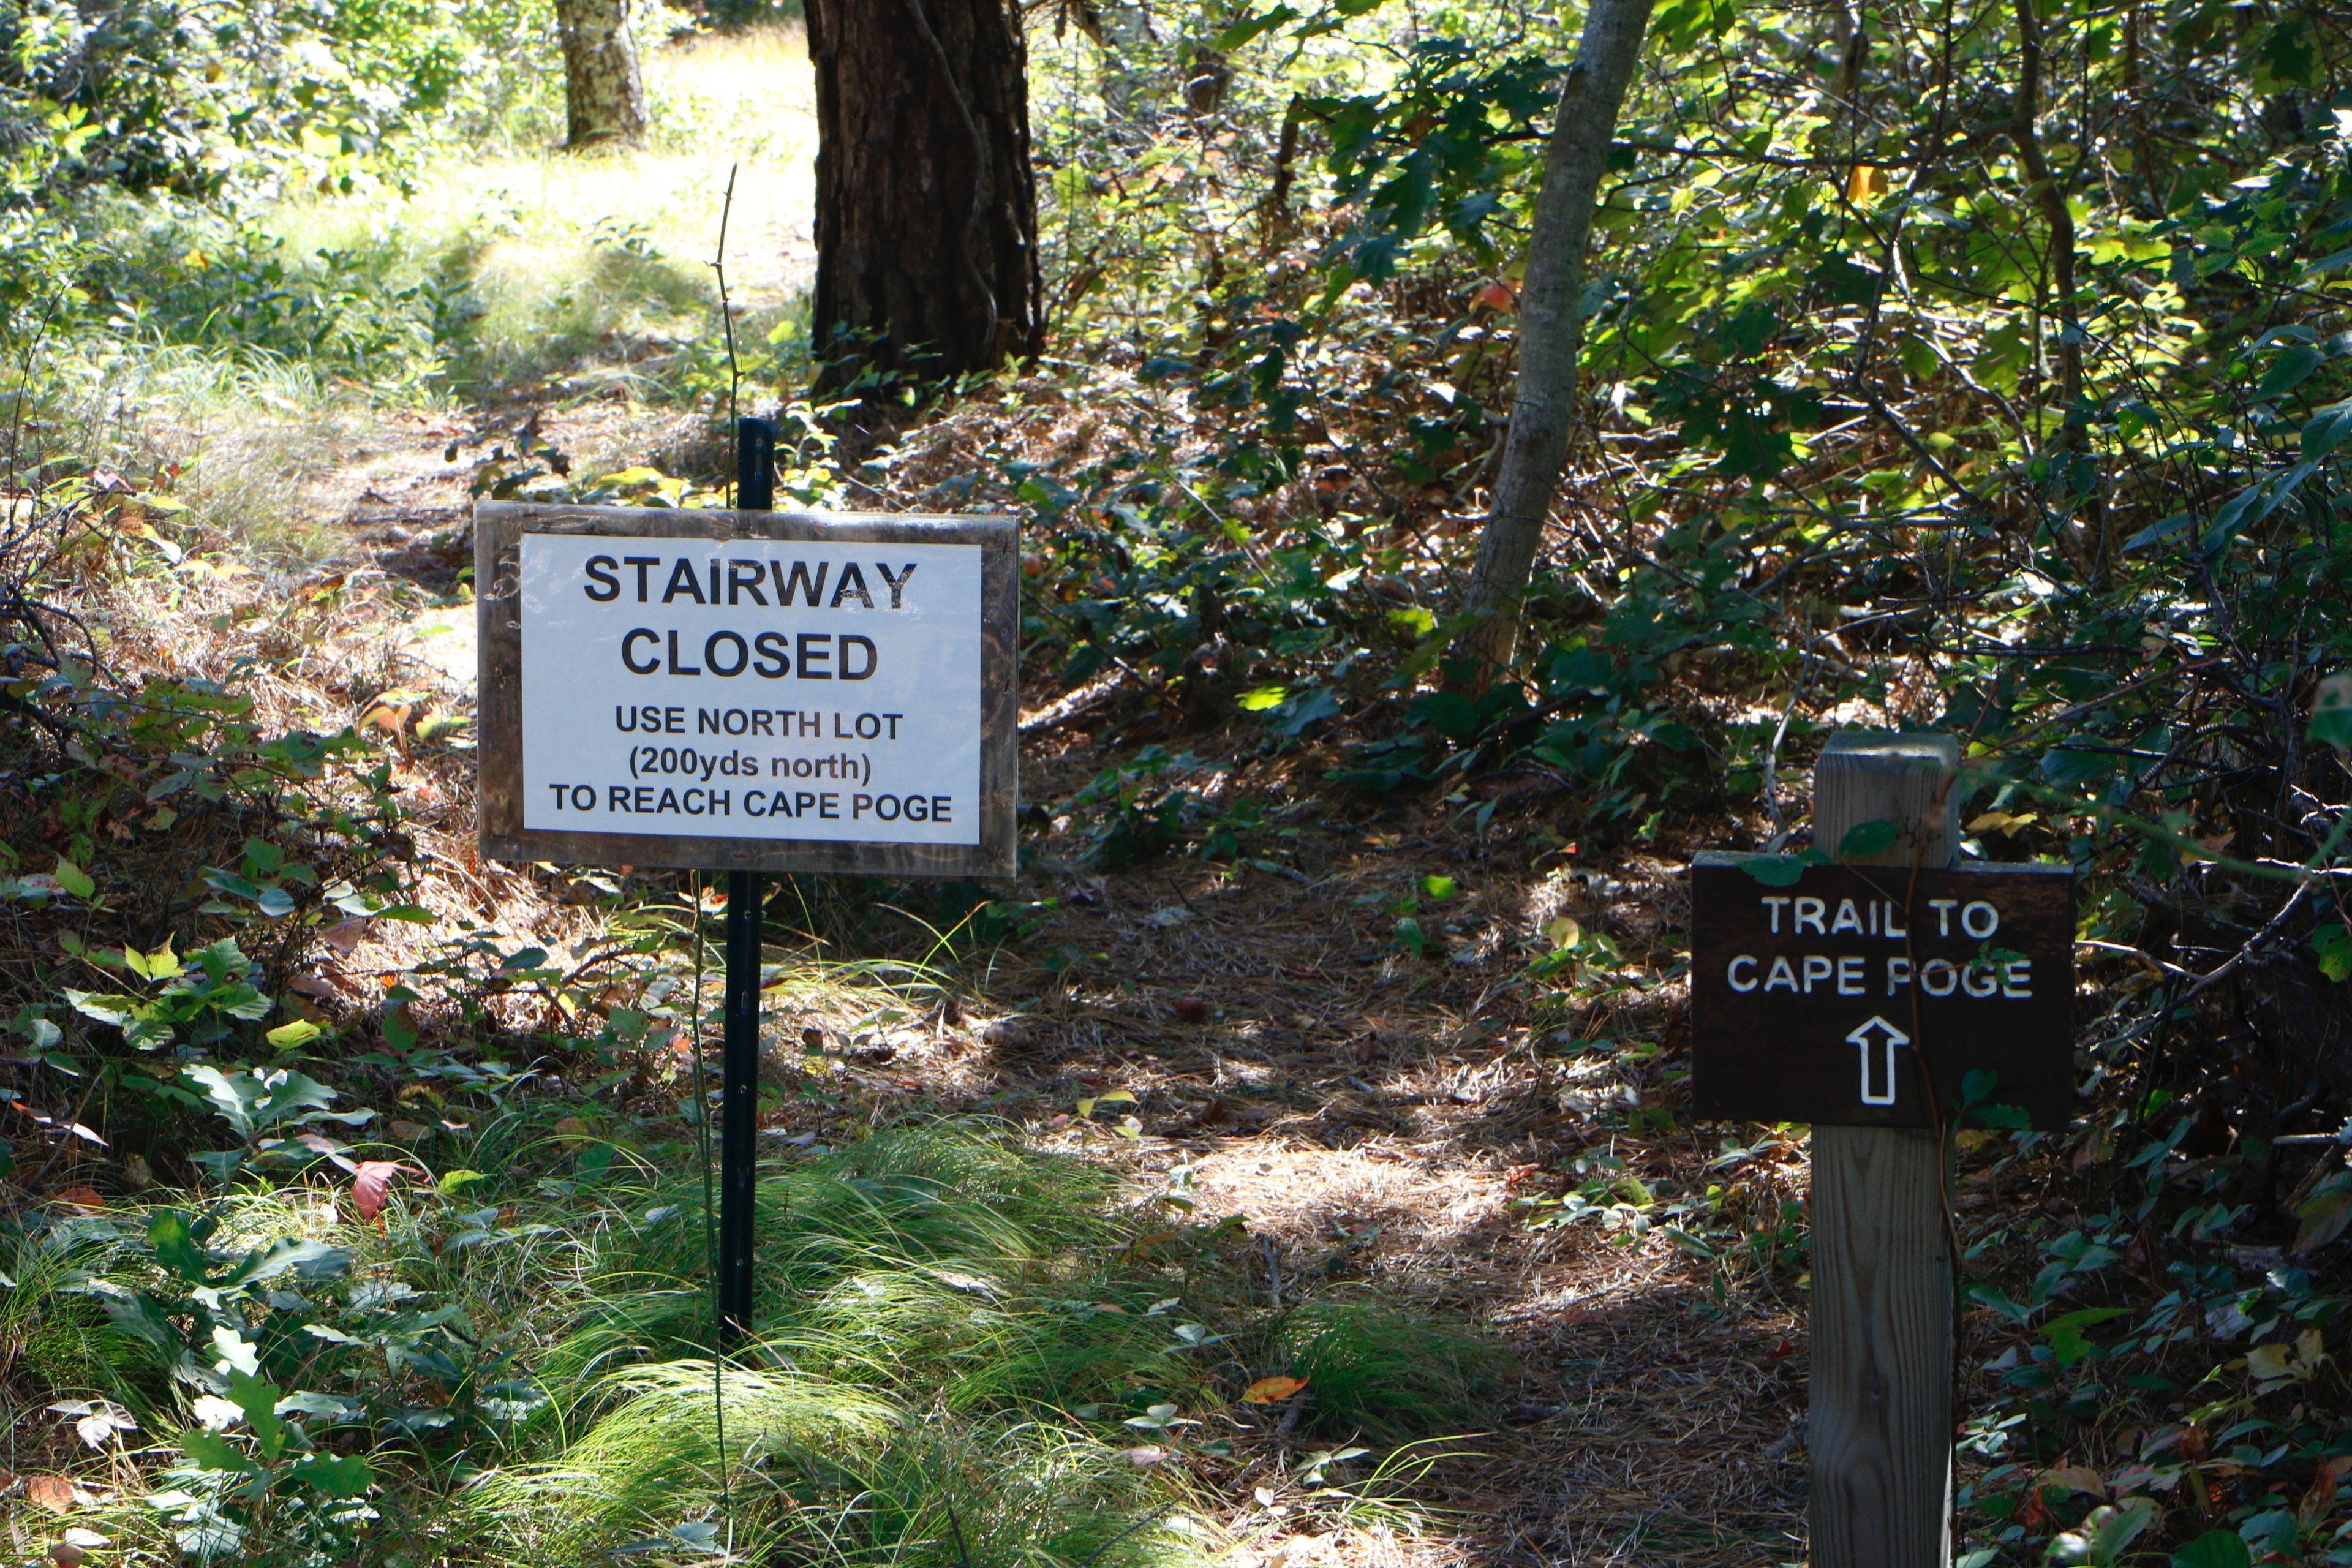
[710,162,744,508]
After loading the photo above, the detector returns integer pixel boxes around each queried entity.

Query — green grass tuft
[545,1123,1183,1412]
[468,1364,1216,1568]
[1274,1300,1505,1442]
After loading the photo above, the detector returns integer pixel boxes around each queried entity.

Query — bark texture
[1460,0,1657,674]
[555,0,649,148]
[805,0,1044,385]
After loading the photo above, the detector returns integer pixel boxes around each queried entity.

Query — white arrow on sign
[1845,1014,1911,1106]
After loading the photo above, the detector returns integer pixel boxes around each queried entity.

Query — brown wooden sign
[475,502,1018,880]
[1689,853,2075,1129]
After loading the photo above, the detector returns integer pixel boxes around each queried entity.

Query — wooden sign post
[474,429,1017,1342]
[1689,732,2076,1568]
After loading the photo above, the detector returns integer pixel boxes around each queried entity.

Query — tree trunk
[805,0,1044,387]
[1458,0,1657,676]
[556,0,649,148]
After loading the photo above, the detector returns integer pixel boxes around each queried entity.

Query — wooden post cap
[1815,731,1961,870]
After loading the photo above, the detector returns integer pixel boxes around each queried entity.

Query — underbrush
[0,1123,1491,1566]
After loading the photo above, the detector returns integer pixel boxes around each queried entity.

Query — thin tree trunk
[1459,0,1657,676]
[556,0,649,148]
[805,0,1044,387]
[2010,0,2109,576]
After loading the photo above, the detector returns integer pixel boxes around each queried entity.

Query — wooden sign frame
[473,501,1019,880]
[1688,854,2076,1129]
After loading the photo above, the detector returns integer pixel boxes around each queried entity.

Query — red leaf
[352,1161,413,1223]
[51,1188,104,1212]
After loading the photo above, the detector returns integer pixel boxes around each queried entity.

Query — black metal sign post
[1689,732,2077,1568]
[472,420,1018,1351]
[717,416,778,1346]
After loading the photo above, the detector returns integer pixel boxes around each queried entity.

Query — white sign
[516,532,983,846]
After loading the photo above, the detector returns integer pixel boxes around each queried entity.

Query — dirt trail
[954,786,1811,1567]
[284,431,1808,1562]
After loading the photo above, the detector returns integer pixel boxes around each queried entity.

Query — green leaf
[2051,1500,2154,1565]
[265,1019,322,1050]
[1211,3,1298,49]
[2301,398,2352,457]
[290,1452,373,1498]
[1967,1284,2034,1326]
[148,1209,212,1284]
[1421,874,1457,902]
[183,1065,336,1141]
[179,1428,260,1476]
[2254,343,2324,400]
[1735,850,1827,888]
[2042,1306,2130,1367]
[64,990,142,1028]
[1838,820,1901,859]
[2121,512,2192,552]
[2310,674,2352,752]
[226,1370,290,1463]
[2293,1173,2352,1254]
[1269,686,1341,736]
[1237,684,1289,712]
[123,940,183,982]
[2313,924,2352,982]
[225,1235,352,1287]
[2170,1531,2252,1568]
[437,1168,489,1193]
[53,857,95,899]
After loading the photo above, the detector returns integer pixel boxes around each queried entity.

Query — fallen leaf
[287,970,350,1001]
[2302,1455,2352,1528]
[1265,1535,1334,1568]
[388,1120,429,1141]
[51,1188,104,1211]
[316,918,369,956]
[1121,1446,1168,1466]
[1242,1376,1309,1404]
[362,701,412,736]
[28,1474,74,1512]
[2043,1463,2106,1498]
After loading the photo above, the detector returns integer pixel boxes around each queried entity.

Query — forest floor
[217,391,1819,1567]
[18,24,1836,1567]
